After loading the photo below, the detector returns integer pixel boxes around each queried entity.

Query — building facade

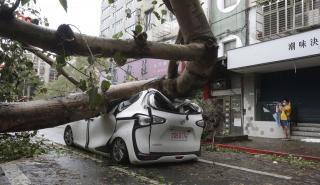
[26,54,57,84]
[207,0,248,136]
[216,0,320,139]
[100,0,209,84]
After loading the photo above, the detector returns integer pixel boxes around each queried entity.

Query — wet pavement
[220,137,320,158]
[0,128,320,185]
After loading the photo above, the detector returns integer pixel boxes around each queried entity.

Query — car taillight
[136,115,152,126]
[152,115,166,124]
[196,120,205,128]
[136,115,166,126]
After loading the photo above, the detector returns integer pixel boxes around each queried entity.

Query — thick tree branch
[0,18,206,62]
[167,30,184,79]
[0,79,161,132]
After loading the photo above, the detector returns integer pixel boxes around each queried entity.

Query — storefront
[256,67,320,123]
[228,28,320,138]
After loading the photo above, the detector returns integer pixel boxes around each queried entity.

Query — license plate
[170,131,188,141]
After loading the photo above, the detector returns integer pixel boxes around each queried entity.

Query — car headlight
[196,120,205,128]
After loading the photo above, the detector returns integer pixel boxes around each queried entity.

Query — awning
[227,28,320,73]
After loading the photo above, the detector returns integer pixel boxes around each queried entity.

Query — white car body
[64,89,204,164]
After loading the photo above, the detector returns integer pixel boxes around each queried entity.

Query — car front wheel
[64,126,74,146]
[111,138,129,164]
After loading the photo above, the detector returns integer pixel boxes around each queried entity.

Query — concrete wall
[209,0,247,57]
[243,74,285,138]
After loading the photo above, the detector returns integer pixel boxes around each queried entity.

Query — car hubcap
[113,139,126,162]
[64,128,73,145]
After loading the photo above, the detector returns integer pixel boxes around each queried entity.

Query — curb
[211,143,320,162]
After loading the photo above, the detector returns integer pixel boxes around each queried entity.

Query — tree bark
[0,0,217,132]
[167,30,183,79]
[0,18,206,62]
[0,79,160,132]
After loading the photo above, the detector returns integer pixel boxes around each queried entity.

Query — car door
[148,93,203,153]
[114,92,151,155]
[87,113,116,150]
[71,119,89,148]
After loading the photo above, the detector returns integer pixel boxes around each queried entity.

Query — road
[0,127,319,185]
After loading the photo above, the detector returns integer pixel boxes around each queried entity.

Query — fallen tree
[0,0,218,132]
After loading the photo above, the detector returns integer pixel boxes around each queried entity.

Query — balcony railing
[257,0,320,40]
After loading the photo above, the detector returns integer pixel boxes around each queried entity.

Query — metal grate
[257,0,320,40]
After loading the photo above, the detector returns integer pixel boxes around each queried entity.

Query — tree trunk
[0,0,217,132]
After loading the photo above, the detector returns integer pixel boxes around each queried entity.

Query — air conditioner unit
[306,9,320,26]
[257,31,263,39]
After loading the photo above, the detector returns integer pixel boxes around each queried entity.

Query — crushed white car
[64,89,204,164]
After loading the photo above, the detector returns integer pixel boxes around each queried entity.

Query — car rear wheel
[64,126,74,146]
[111,138,129,164]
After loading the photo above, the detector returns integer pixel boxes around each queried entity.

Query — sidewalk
[215,137,320,161]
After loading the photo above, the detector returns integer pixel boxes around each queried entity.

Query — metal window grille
[257,0,320,40]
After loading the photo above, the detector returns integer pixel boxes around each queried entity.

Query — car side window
[148,93,177,112]
[117,92,141,112]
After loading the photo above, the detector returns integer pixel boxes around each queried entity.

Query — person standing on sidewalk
[279,99,292,139]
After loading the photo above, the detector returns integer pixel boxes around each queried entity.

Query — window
[148,92,176,112]
[113,7,123,18]
[49,69,57,81]
[148,92,201,114]
[126,0,133,7]
[112,19,123,29]
[112,68,118,83]
[260,0,320,39]
[141,60,147,76]
[118,92,141,112]
[224,0,237,8]
[223,40,236,56]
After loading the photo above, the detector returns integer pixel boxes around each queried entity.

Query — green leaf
[87,87,104,109]
[78,79,87,91]
[87,56,95,65]
[135,24,143,34]
[21,0,31,6]
[56,55,66,68]
[39,88,47,94]
[101,80,111,92]
[153,11,161,20]
[161,9,167,15]
[152,0,157,5]
[112,31,123,39]
[59,0,68,12]
[113,52,127,66]
[161,18,166,24]
[108,0,115,4]
[25,61,33,69]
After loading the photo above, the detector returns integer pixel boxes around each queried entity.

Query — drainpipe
[245,0,250,46]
